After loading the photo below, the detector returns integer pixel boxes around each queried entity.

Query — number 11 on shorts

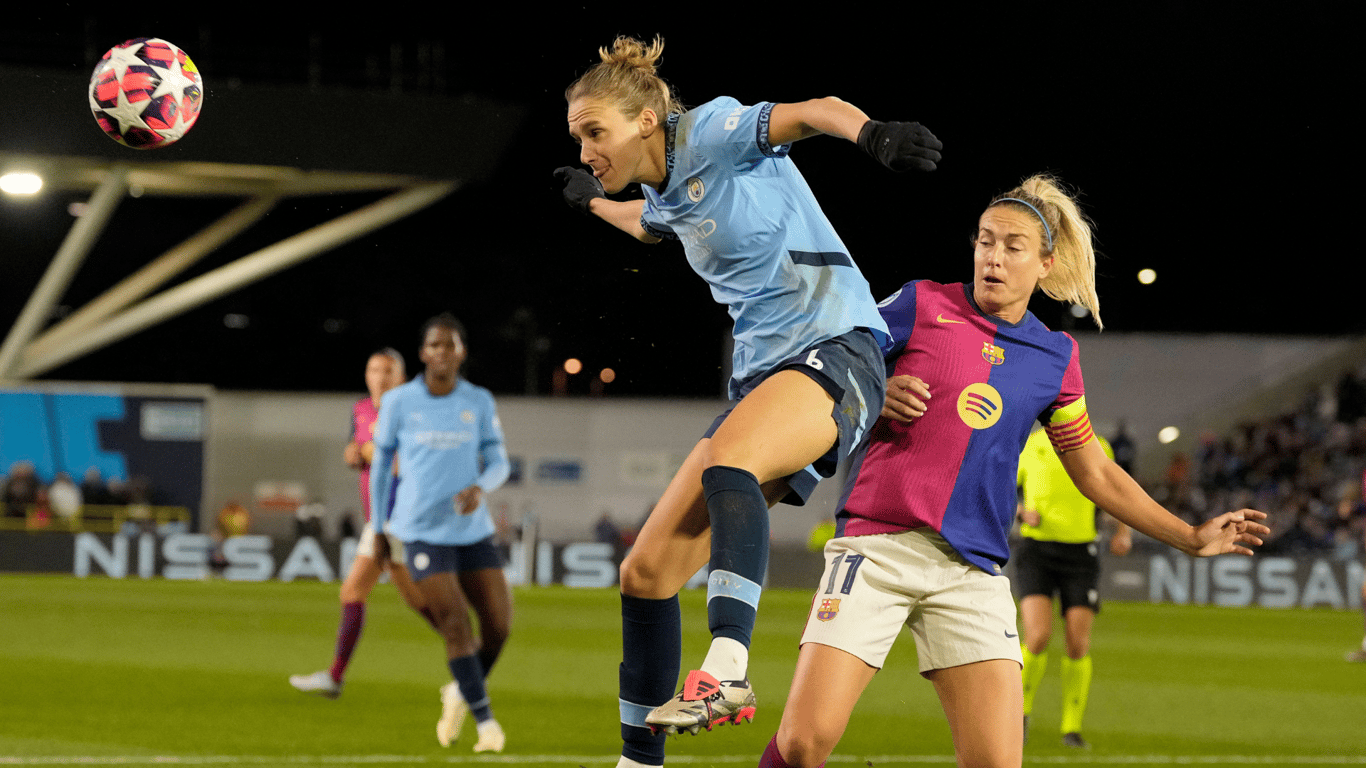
[823,553,864,595]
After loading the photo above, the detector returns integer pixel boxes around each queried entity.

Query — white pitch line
[3,757,1366,766]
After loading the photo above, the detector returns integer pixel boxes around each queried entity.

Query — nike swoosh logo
[1005,630,1018,638]
[937,313,966,324]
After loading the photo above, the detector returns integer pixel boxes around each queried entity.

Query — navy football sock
[619,593,680,765]
[447,655,492,723]
[702,465,769,647]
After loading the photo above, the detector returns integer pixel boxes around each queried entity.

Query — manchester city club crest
[981,342,1005,366]
[816,598,841,622]
[687,176,705,202]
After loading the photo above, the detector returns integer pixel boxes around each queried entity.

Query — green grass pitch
[2,573,1364,766]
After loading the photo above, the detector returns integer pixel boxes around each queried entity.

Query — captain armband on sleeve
[1043,396,1095,453]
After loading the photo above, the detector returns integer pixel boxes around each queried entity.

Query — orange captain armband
[1044,397,1095,452]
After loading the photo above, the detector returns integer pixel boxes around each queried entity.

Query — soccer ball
[89,38,204,149]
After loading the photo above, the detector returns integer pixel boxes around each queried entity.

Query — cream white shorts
[800,528,1022,673]
[355,522,406,564]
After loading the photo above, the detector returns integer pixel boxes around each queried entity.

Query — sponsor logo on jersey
[687,176,705,203]
[816,598,841,622]
[679,218,718,260]
[414,430,475,449]
[982,342,1006,366]
[461,410,475,423]
[957,382,1004,429]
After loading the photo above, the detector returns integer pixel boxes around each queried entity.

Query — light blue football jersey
[370,376,510,546]
[640,96,891,399]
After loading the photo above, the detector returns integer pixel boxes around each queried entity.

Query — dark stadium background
[0,8,1353,397]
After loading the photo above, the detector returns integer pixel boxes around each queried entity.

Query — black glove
[553,166,605,215]
[857,120,943,172]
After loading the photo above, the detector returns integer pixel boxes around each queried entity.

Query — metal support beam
[0,167,127,380]
[12,181,457,379]
[25,194,281,362]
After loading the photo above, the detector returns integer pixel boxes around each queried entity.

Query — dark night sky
[0,8,1355,397]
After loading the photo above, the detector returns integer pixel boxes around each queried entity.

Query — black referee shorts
[1013,537,1101,614]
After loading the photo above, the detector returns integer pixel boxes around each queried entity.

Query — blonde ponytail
[566,35,684,120]
[990,175,1102,329]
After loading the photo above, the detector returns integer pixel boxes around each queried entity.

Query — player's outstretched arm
[768,97,871,145]
[768,97,942,172]
[1059,438,1269,557]
[592,198,658,242]
[553,167,661,243]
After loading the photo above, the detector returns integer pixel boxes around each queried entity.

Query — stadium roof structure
[0,64,525,382]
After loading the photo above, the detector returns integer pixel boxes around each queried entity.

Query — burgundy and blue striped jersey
[351,397,379,522]
[836,280,1092,573]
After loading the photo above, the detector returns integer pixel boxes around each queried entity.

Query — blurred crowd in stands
[7,362,1365,559]
[1146,365,1366,559]
[1,463,166,532]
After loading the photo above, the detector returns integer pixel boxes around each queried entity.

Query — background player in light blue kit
[554,35,941,768]
[370,313,512,754]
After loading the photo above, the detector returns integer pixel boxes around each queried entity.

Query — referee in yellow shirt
[1016,428,1130,750]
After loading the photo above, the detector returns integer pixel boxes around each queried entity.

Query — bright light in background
[563,358,582,375]
[1138,268,1157,285]
[1158,426,1180,444]
[599,368,616,384]
[0,172,43,195]
[1069,304,1090,318]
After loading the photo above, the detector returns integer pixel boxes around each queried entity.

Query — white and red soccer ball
[89,37,204,149]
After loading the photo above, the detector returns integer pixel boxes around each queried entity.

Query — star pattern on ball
[151,55,197,108]
[100,43,160,136]
[89,38,204,149]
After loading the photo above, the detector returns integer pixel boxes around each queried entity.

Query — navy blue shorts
[704,328,886,506]
[404,535,504,581]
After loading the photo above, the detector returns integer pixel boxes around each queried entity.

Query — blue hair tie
[997,197,1053,252]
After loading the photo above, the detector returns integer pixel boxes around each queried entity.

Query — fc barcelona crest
[816,598,841,622]
[982,342,1005,366]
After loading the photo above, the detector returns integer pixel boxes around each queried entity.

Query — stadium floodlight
[0,171,43,195]
[1158,426,1180,444]
[1138,268,1157,285]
